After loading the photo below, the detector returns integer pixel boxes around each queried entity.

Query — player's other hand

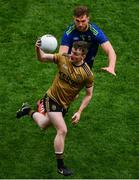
[101,66,116,76]
[72,112,81,126]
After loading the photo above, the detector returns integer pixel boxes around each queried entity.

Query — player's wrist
[77,109,82,114]
[108,64,115,70]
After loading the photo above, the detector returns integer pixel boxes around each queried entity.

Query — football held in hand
[40,34,58,53]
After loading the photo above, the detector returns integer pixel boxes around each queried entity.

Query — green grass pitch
[0,0,138,178]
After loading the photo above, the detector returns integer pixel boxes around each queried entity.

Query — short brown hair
[73,6,89,17]
[73,41,88,55]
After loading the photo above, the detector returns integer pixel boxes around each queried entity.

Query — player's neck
[81,24,89,32]
[72,60,84,67]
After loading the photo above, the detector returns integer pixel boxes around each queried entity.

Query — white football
[40,34,58,53]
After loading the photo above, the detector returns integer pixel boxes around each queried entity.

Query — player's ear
[73,16,76,21]
[82,54,86,60]
[87,16,90,22]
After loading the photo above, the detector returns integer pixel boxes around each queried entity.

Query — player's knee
[58,127,67,137]
[39,123,47,129]
[38,117,50,129]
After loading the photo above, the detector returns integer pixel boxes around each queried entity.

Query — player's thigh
[47,112,67,132]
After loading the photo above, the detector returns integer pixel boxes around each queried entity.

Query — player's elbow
[37,56,46,63]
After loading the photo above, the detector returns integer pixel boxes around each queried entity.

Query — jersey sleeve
[93,24,109,44]
[60,24,75,46]
[61,31,71,46]
[54,54,67,68]
[54,54,61,64]
[85,72,94,88]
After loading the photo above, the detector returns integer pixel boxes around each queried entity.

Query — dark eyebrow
[76,19,86,23]
[72,49,82,56]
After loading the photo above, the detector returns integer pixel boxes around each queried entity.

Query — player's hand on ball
[72,112,81,125]
[36,39,41,48]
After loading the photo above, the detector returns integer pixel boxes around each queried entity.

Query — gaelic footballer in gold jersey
[47,53,93,109]
[16,40,94,176]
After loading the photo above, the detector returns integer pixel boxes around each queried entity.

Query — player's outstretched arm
[35,39,54,62]
[101,41,116,76]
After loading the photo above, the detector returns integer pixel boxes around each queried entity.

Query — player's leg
[31,112,51,129]
[48,111,72,176]
[48,112,67,153]
[16,102,51,129]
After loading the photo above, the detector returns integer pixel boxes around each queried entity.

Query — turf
[0,0,139,178]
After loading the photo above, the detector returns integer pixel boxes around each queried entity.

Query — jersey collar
[71,61,85,67]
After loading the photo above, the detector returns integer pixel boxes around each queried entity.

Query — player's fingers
[36,40,41,47]
[101,67,107,70]
[112,72,116,76]
[101,67,116,76]
[72,119,79,126]
[72,119,77,125]
[72,114,76,120]
[106,70,116,76]
[72,115,77,123]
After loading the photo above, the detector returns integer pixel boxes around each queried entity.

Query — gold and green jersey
[47,54,94,108]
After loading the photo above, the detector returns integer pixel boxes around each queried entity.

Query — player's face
[74,15,89,32]
[70,48,85,65]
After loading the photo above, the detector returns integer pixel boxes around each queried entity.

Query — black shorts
[43,95,68,117]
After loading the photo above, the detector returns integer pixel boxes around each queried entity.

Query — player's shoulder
[81,62,93,77]
[54,53,69,63]
[65,23,76,35]
[89,23,103,36]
